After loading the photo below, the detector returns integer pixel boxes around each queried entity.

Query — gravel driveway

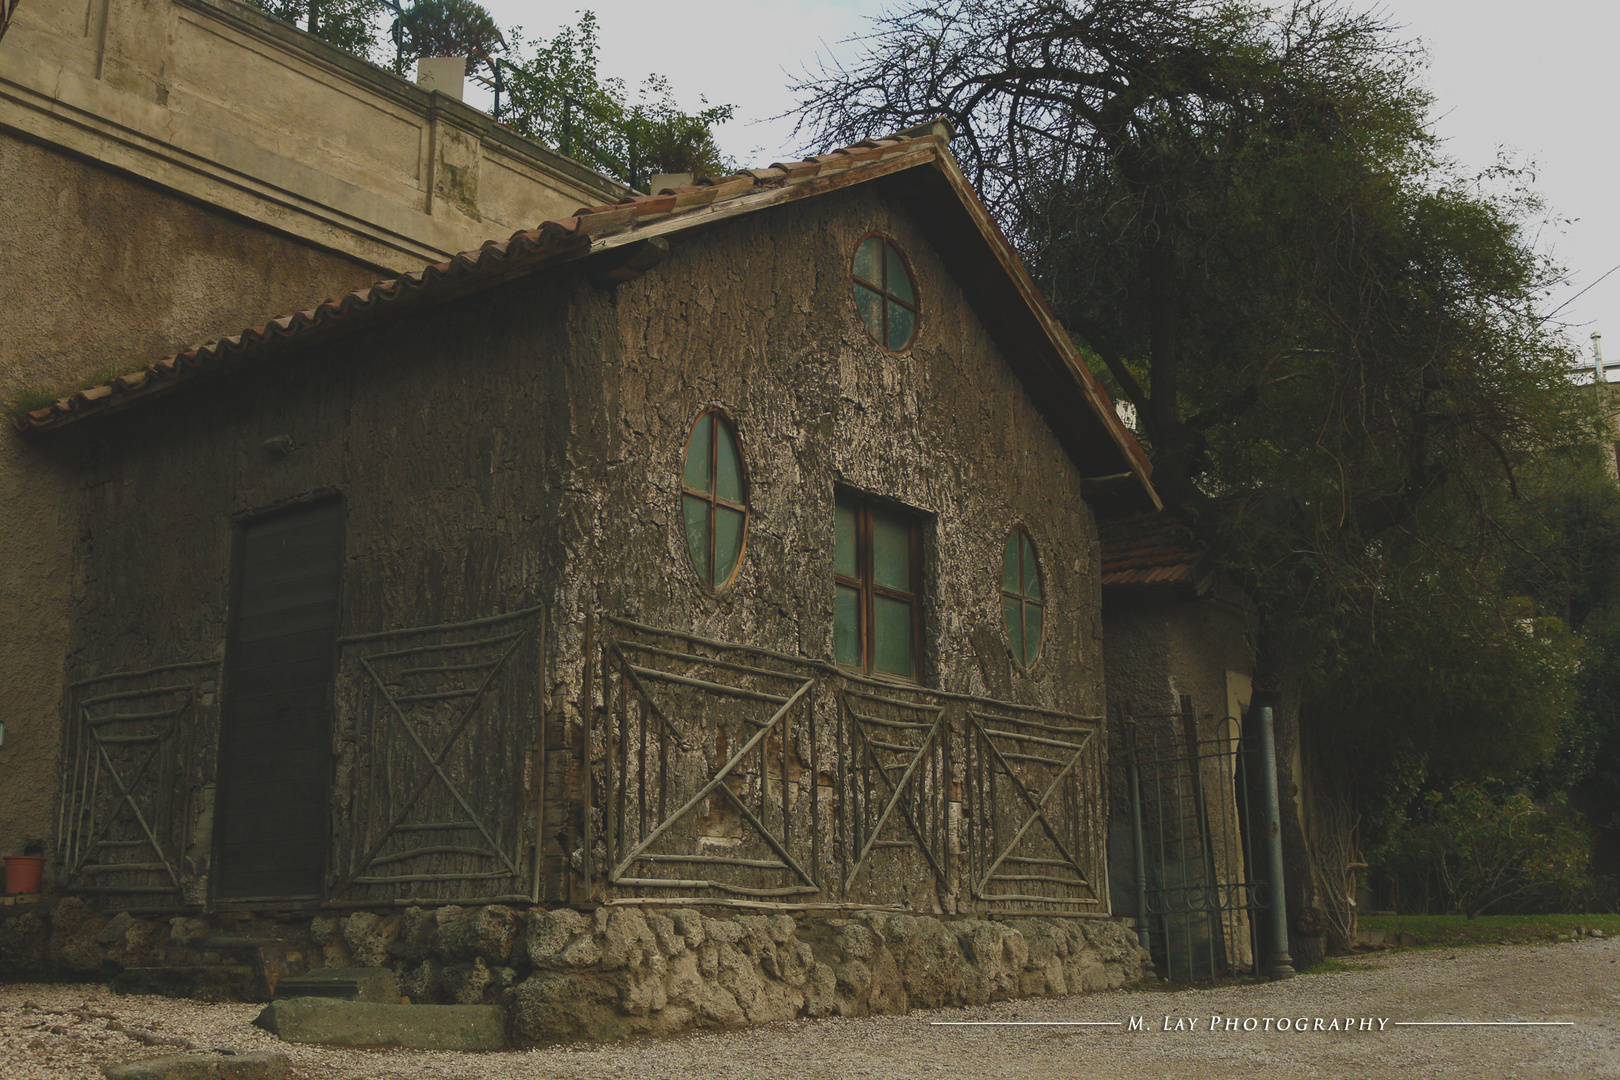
[4,938,1616,1079]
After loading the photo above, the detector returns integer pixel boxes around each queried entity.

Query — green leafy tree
[388,0,505,80]
[246,0,389,63]
[1504,447,1620,900]
[498,13,734,188]
[793,0,1599,961]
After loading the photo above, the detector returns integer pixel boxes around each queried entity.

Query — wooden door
[214,500,344,899]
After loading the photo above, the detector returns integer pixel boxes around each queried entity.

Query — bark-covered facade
[28,129,1157,921]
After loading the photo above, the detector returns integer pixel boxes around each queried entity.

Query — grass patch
[1359,912,1619,950]
[6,365,140,421]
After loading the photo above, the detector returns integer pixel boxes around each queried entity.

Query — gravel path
[4,938,1617,1079]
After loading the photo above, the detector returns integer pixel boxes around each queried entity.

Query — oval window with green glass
[1002,527,1045,669]
[682,409,750,590]
[851,234,920,351]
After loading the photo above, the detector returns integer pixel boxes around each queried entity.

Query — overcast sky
[472,1,1617,367]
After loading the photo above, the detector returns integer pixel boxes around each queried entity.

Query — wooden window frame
[1002,524,1046,671]
[681,408,750,591]
[849,232,922,353]
[834,493,923,681]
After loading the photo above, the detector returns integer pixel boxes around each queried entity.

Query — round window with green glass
[1002,527,1045,669]
[682,409,749,590]
[851,234,920,351]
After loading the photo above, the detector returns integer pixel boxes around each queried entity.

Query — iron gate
[1119,697,1274,982]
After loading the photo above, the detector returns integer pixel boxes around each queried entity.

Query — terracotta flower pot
[4,855,44,894]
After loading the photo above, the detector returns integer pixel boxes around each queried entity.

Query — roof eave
[15,123,1168,514]
[912,151,1159,515]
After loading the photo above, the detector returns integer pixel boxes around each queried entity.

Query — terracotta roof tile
[13,111,1151,522]
[772,161,821,180]
[1100,512,1210,590]
[16,130,947,433]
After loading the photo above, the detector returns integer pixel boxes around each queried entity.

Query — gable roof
[16,122,1158,514]
[1100,512,1212,592]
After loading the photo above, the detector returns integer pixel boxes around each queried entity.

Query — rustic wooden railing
[329,605,549,904]
[592,616,1108,914]
[56,660,219,903]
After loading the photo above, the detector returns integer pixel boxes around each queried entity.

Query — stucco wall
[0,136,385,859]
[0,0,628,860]
[1102,588,1251,723]
[1,0,625,270]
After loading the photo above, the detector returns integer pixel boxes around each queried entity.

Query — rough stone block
[524,907,594,968]
[435,905,517,964]
[339,912,400,967]
[600,909,659,971]
[510,970,627,1044]
[252,998,507,1050]
[99,911,137,946]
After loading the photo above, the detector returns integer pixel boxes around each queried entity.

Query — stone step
[273,967,401,1004]
[253,998,507,1051]
[113,963,271,1002]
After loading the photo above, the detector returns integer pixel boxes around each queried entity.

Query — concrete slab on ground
[101,1049,291,1080]
[251,998,506,1051]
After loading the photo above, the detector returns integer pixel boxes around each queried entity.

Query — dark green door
[215,500,343,899]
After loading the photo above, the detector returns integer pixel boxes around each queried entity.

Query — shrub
[1371,782,1593,916]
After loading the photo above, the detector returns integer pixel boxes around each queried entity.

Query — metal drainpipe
[1128,738,1151,951]
[1259,706,1297,980]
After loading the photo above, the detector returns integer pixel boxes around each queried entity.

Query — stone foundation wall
[0,897,1151,1045]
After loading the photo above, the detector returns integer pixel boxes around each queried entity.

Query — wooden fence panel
[594,617,1108,916]
[56,660,219,905]
[963,706,1106,913]
[330,606,546,904]
[597,632,821,901]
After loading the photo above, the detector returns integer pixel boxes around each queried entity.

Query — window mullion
[707,418,719,586]
[878,242,889,349]
[909,518,921,678]
[1021,598,1032,666]
[861,507,874,673]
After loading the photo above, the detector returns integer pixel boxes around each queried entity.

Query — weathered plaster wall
[0,138,384,860]
[0,0,626,861]
[559,185,1106,713]
[1102,589,1251,724]
[48,268,576,893]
